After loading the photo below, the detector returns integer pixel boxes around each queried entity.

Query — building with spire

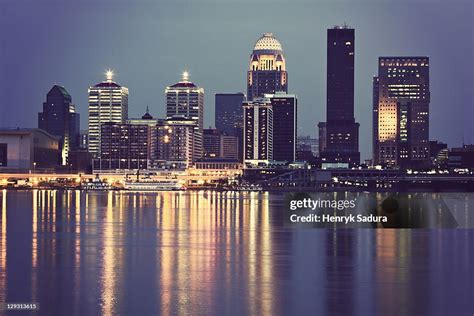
[165,72,204,162]
[87,70,129,157]
[38,85,79,165]
[247,33,288,101]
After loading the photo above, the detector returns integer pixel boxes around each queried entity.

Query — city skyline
[1,0,473,161]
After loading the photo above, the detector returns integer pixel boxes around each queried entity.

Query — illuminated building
[215,93,245,160]
[87,70,129,157]
[0,128,59,170]
[373,57,430,168]
[94,122,149,171]
[243,98,273,166]
[38,85,79,165]
[127,107,159,168]
[265,92,297,162]
[247,33,287,100]
[165,72,204,161]
[156,116,197,169]
[319,25,360,166]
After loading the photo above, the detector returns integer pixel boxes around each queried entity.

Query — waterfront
[0,190,473,315]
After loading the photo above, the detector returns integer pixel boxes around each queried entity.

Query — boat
[81,175,112,190]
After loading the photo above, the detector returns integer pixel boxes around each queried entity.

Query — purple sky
[1,0,473,160]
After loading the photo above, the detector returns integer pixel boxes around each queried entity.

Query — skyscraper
[165,72,204,161]
[87,70,129,156]
[266,92,297,162]
[319,25,360,166]
[94,122,149,171]
[215,92,245,161]
[373,57,430,168]
[243,98,273,166]
[247,33,287,101]
[156,117,197,169]
[38,85,79,165]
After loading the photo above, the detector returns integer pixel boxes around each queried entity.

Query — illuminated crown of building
[253,33,283,52]
[249,33,286,72]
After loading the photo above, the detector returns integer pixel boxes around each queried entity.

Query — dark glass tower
[38,85,80,165]
[215,92,245,161]
[247,33,288,101]
[319,25,360,166]
[267,93,297,162]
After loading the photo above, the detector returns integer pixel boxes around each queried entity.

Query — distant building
[297,136,319,159]
[38,85,79,165]
[0,128,59,171]
[220,135,239,160]
[203,128,239,160]
[87,71,129,157]
[79,130,88,149]
[203,128,221,158]
[373,57,430,168]
[266,92,297,162]
[430,141,448,167]
[94,122,149,171]
[165,72,204,161]
[156,116,197,169]
[243,98,273,166]
[448,145,474,170]
[68,149,92,174]
[127,108,159,168]
[247,33,287,100]
[215,93,245,160]
[319,25,360,166]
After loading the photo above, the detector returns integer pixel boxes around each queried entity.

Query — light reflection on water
[0,190,472,315]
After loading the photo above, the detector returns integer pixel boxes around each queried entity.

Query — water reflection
[0,190,472,315]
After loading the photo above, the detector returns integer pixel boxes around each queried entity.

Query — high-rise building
[87,70,129,157]
[243,98,273,166]
[166,72,204,161]
[247,33,287,101]
[94,122,149,171]
[203,128,239,160]
[215,92,245,160]
[215,93,245,136]
[38,85,80,165]
[203,128,221,158]
[319,25,360,166]
[297,136,319,159]
[265,92,297,162]
[156,116,197,169]
[127,108,159,169]
[373,57,430,168]
[220,135,239,160]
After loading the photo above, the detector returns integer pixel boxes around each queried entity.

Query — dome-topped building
[253,33,283,52]
[247,33,288,100]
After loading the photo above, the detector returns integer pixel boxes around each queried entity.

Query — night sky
[1,0,473,160]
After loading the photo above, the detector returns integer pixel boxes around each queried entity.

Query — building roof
[94,81,122,88]
[253,33,283,52]
[169,81,197,88]
[48,85,71,98]
[0,128,59,140]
